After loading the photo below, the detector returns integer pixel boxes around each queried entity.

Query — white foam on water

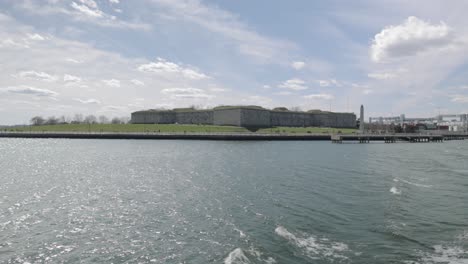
[390,187,401,195]
[420,245,468,264]
[274,226,349,261]
[224,248,251,264]
[234,228,247,239]
[400,179,432,188]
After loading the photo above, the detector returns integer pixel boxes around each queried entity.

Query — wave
[390,187,401,195]
[224,248,251,264]
[418,245,468,264]
[274,226,350,261]
[224,248,276,264]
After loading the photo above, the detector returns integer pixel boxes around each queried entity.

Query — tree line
[30,114,130,126]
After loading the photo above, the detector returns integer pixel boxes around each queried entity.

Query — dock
[331,133,449,143]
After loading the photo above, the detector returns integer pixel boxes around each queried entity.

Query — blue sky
[1,0,468,124]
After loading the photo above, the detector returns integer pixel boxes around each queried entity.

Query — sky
[1,0,468,125]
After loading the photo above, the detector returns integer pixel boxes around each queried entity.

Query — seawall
[0,132,332,141]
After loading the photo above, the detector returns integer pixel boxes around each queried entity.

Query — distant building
[131,106,356,128]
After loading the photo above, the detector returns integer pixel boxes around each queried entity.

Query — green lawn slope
[5,124,357,134]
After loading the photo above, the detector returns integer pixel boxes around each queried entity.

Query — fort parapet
[131,106,356,128]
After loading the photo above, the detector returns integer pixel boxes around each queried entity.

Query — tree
[84,115,97,124]
[290,106,302,112]
[98,115,109,124]
[72,114,83,124]
[111,117,122,124]
[30,116,45,126]
[45,116,59,125]
[120,116,130,124]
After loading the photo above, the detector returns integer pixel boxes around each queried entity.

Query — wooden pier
[331,134,445,143]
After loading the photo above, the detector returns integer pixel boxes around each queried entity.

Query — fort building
[131,106,356,128]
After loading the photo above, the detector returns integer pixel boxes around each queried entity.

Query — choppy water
[0,139,467,264]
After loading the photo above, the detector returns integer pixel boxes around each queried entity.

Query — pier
[331,133,448,143]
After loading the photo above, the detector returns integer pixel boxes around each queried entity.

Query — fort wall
[131,107,356,128]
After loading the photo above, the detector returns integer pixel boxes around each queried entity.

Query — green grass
[5,124,357,134]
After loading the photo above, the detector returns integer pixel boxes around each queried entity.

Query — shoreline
[0,131,332,140]
[1,131,467,141]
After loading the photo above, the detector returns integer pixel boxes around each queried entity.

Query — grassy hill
[4,124,357,134]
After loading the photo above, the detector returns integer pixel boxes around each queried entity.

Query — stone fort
[131,106,356,128]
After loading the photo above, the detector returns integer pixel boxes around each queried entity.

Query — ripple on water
[275,226,351,262]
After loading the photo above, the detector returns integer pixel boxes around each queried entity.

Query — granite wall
[175,111,213,125]
[131,108,356,128]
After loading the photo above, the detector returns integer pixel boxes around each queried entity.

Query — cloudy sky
[1,0,468,124]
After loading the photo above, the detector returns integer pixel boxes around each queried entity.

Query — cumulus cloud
[109,0,120,3]
[291,61,306,70]
[102,79,121,87]
[209,87,228,92]
[74,98,101,104]
[450,95,468,103]
[0,38,29,49]
[15,71,58,82]
[304,93,334,100]
[367,72,397,80]
[137,58,209,80]
[65,58,83,64]
[71,2,104,18]
[161,87,214,99]
[318,79,340,87]
[275,91,293,95]
[279,78,307,90]
[130,79,145,86]
[64,74,82,82]
[79,0,98,9]
[3,86,58,97]
[362,89,373,95]
[27,33,46,41]
[371,16,455,62]
[151,0,295,62]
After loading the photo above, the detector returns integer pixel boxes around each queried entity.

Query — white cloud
[318,79,340,87]
[262,85,271,89]
[291,61,306,70]
[450,95,468,103]
[279,78,307,90]
[64,74,82,82]
[19,2,150,30]
[15,70,58,82]
[130,79,145,86]
[304,93,334,100]
[362,89,373,95]
[209,87,228,92]
[102,79,121,87]
[79,0,98,9]
[74,98,101,104]
[71,2,103,18]
[367,72,397,80]
[27,33,46,41]
[109,0,120,3]
[3,86,58,97]
[275,91,293,96]
[65,58,83,64]
[371,16,456,62]
[152,0,295,62]
[0,38,29,49]
[137,58,209,80]
[161,87,214,99]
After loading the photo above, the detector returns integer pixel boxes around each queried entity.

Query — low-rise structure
[131,106,356,128]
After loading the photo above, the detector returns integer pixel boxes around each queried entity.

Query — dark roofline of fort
[132,105,354,115]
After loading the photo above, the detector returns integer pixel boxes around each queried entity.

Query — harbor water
[0,139,467,263]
